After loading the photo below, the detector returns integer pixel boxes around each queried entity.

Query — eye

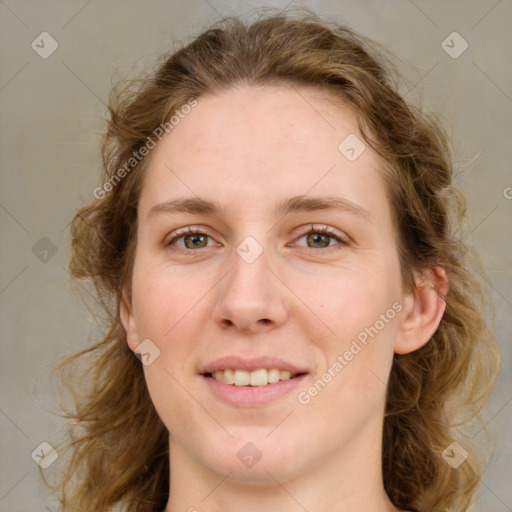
[164,224,349,255]
[164,227,217,252]
[292,224,349,252]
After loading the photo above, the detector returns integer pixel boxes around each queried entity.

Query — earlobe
[120,288,139,352]
[394,267,448,355]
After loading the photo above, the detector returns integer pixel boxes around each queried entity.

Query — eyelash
[164,225,350,255]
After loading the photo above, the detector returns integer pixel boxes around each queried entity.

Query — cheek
[128,258,208,423]
[131,256,208,342]
[293,262,400,403]
[130,261,206,433]
[298,324,397,438]
[293,262,401,346]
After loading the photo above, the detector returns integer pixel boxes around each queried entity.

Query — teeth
[280,370,291,380]
[249,368,267,386]
[268,368,280,383]
[224,369,234,385]
[234,370,250,386]
[210,368,299,386]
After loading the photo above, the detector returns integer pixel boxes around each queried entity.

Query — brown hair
[43,7,501,511]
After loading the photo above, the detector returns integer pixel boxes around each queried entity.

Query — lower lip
[201,374,308,407]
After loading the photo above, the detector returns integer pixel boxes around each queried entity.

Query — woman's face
[122,84,412,484]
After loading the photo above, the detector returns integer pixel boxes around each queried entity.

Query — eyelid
[163,225,218,247]
[292,223,350,244]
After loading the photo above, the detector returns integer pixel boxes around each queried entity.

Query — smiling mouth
[203,368,306,386]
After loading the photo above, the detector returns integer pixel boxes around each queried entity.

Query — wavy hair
[43,7,501,512]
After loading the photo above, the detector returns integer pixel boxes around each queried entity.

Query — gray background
[1,1,511,510]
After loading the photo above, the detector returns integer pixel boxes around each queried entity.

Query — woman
[45,8,501,512]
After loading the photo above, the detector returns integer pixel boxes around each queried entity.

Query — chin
[192,427,308,484]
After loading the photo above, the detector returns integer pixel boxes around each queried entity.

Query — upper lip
[199,356,309,375]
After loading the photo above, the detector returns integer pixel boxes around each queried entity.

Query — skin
[121,84,448,512]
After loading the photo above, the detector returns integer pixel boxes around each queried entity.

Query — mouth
[199,356,309,406]
[202,368,307,387]
[200,367,308,407]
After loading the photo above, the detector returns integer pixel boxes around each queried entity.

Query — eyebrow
[146,195,371,222]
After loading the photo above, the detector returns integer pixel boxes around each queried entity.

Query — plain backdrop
[1,1,511,510]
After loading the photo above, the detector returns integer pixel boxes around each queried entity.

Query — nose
[212,241,289,334]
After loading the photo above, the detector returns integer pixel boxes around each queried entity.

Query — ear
[394,266,448,355]
[120,287,139,352]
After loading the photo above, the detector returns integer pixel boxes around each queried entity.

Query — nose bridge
[213,233,288,330]
[226,234,273,302]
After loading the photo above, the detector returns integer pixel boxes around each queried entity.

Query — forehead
[138,84,389,221]
[161,84,358,159]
